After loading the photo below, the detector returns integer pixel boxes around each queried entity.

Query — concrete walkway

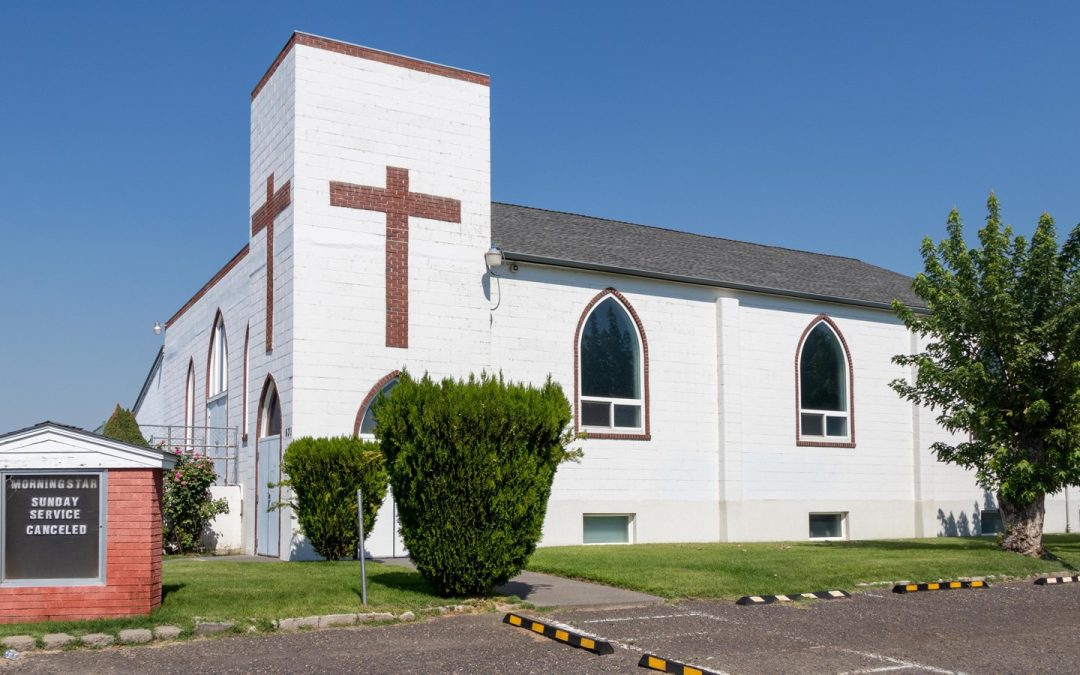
[375,557,662,609]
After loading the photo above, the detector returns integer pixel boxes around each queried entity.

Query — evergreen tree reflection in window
[799,321,850,439]
[580,297,642,429]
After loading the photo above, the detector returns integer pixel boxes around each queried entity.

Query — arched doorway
[255,376,282,557]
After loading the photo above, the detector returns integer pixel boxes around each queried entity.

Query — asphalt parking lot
[6,580,1080,674]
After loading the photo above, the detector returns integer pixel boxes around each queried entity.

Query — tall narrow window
[796,316,854,446]
[184,361,195,446]
[355,371,401,438]
[242,325,250,441]
[575,289,649,438]
[208,315,229,398]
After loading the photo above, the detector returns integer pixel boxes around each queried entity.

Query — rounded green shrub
[101,404,149,447]
[280,436,389,561]
[376,372,577,596]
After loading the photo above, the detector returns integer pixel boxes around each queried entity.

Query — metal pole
[357,489,367,606]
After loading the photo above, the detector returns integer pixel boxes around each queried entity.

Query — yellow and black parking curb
[1034,575,1080,585]
[892,580,988,593]
[638,653,723,675]
[735,590,850,605]
[502,613,613,655]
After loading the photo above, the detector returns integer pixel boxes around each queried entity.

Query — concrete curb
[1,603,471,657]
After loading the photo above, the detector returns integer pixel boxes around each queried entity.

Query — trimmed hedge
[281,436,389,561]
[376,372,577,596]
[102,404,149,447]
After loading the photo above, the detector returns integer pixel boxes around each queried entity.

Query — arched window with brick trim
[796,315,855,447]
[207,312,229,399]
[184,360,195,446]
[354,371,402,438]
[575,289,650,440]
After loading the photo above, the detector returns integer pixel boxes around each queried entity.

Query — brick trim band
[353,370,403,437]
[330,166,461,349]
[252,32,490,100]
[794,314,856,448]
[573,287,651,441]
[166,245,249,328]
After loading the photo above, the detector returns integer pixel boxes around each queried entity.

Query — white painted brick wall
[143,37,1077,559]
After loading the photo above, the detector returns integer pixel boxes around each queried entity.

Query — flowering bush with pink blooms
[163,450,229,553]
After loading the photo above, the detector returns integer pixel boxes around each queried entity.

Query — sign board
[2,473,104,583]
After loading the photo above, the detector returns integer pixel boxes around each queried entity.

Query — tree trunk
[997,491,1045,557]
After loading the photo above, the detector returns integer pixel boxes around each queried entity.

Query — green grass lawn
[0,559,468,639]
[527,534,1080,599]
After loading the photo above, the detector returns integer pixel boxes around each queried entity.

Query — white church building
[133,32,1076,559]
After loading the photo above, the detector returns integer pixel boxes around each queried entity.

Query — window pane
[801,413,824,436]
[583,515,630,544]
[580,297,641,399]
[809,513,843,539]
[980,510,1003,535]
[581,401,610,427]
[826,416,848,437]
[266,390,281,437]
[360,379,399,435]
[800,323,847,411]
[613,404,641,428]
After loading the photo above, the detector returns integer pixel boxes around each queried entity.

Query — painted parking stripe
[502,613,614,655]
[638,652,726,675]
[1034,574,1080,585]
[891,580,988,593]
[736,590,851,605]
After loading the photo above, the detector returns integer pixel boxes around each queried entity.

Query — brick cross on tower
[330,166,461,348]
[251,173,292,352]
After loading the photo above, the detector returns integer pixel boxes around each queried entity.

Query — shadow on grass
[161,583,186,603]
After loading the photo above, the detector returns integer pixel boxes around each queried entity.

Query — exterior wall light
[484,245,504,271]
[153,322,164,336]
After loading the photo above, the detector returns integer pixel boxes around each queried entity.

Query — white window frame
[184,363,195,446]
[242,326,249,441]
[209,318,229,399]
[578,297,645,434]
[808,512,847,541]
[797,320,852,443]
[262,383,281,439]
[582,513,635,545]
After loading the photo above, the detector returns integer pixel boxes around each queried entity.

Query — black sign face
[3,474,102,581]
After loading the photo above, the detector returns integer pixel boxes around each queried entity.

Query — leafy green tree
[891,193,1080,556]
[278,436,389,560]
[101,404,149,447]
[376,372,578,596]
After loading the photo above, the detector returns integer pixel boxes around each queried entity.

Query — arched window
[261,379,282,438]
[796,316,854,446]
[184,360,195,445]
[575,289,649,438]
[208,314,229,398]
[354,371,401,438]
[242,325,250,441]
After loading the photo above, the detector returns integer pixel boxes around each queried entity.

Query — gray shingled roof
[491,203,922,310]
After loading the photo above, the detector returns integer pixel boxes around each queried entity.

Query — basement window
[980,509,1004,535]
[583,514,632,545]
[809,512,846,540]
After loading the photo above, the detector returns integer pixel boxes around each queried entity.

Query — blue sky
[1,1,1078,431]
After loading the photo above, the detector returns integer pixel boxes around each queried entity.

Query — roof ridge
[492,201,869,266]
